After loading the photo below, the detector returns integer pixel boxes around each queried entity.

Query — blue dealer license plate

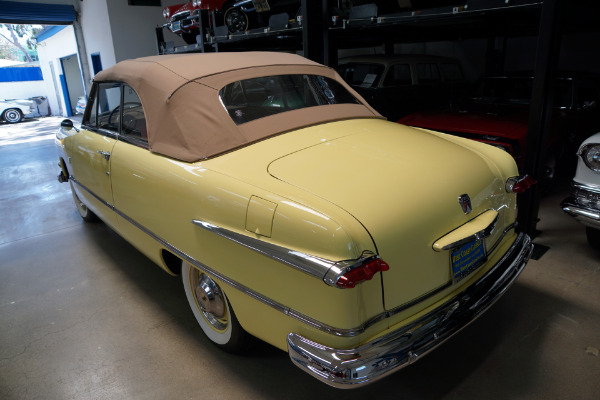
[173,21,181,32]
[451,240,486,283]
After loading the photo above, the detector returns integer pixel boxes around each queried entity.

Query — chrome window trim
[70,178,518,338]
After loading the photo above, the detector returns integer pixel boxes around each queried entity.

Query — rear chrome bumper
[287,233,533,389]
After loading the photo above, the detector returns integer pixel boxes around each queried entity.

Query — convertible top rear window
[219,74,360,125]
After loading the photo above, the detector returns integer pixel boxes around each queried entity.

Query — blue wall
[0,67,43,82]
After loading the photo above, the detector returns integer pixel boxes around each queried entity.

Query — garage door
[0,1,76,24]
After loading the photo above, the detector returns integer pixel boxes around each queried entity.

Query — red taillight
[336,258,389,289]
[506,175,537,193]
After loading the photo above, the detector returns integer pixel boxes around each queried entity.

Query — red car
[398,73,600,181]
[162,1,219,44]
[163,1,300,44]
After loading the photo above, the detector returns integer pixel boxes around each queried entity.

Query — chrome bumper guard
[287,233,533,388]
[561,199,600,229]
[561,182,600,229]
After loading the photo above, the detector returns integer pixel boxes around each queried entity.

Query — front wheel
[181,260,250,352]
[2,108,23,123]
[69,181,99,222]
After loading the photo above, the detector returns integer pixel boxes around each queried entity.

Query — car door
[108,84,167,267]
[69,82,120,228]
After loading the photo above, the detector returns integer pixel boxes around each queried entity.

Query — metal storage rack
[155,0,597,238]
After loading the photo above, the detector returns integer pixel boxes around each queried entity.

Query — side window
[121,85,147,143]
[96,82,122,132]
[383,64,411,87]
[417,63,441,84]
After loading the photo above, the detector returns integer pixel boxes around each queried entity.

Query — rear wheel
[69,181,99,222]
[586,227,600,250]
[181,260,250,352]
[2,108,23,123]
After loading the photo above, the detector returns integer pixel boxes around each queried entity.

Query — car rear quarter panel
[108,142,385,349]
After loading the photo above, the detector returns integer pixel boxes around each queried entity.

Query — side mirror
[61,119,74,129]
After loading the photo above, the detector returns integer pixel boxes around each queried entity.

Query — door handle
[97,150,111,160]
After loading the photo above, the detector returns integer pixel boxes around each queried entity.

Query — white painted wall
[78,0,116,79]
[36,25,80,116]
[105,0,185,63]
[0,81,46,101]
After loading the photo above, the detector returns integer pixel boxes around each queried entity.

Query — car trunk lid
[267,120,511,311]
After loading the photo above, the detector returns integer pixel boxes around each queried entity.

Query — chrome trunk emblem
[458,194,472,214]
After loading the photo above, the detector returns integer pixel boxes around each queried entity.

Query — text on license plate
[173,21,181,31]
[451,240,486,283]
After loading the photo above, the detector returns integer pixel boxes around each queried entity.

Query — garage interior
[1,0,599,398]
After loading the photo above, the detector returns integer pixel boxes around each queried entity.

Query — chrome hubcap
[5,110,20,122]
[191,271,228,331]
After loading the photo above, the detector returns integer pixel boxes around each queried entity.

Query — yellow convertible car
[56,52,534,388]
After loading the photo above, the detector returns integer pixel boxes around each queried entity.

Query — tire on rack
[223,7,249,33]
[181,260,250,353]
[2,108,23,123]
[69,181,99,222]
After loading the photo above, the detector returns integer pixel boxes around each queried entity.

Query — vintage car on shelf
[162,1,208,44]
[162,0,300,43]
[337,54,466,121]
[56,52,533,388]
[398,73,600,183]
[562,132,600,249]
[1,99,33,123]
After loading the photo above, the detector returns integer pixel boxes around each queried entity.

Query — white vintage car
[562,132,600,248]
[1,99,33,123]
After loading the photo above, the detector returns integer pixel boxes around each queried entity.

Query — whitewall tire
[69,181,98,222]
[3,108,23,123]
[181,260,249,352]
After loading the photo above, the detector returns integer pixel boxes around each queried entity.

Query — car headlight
[580,143,600,173]
[193,0,201,7]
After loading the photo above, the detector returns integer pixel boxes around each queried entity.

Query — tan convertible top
[94,52,381,162]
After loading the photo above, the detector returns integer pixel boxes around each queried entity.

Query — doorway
[60,54,85,116]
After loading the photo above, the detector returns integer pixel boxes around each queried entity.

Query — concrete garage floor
[1,117,599,400]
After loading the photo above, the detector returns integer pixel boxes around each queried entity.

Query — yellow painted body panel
[212,119,519,311]
[68,130,119,228]
[59,116,520,352]
[106,140,385,333]
[245,196,277,237]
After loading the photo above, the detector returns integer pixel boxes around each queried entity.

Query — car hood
[399,109,528,139]
[267,120,514,310]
